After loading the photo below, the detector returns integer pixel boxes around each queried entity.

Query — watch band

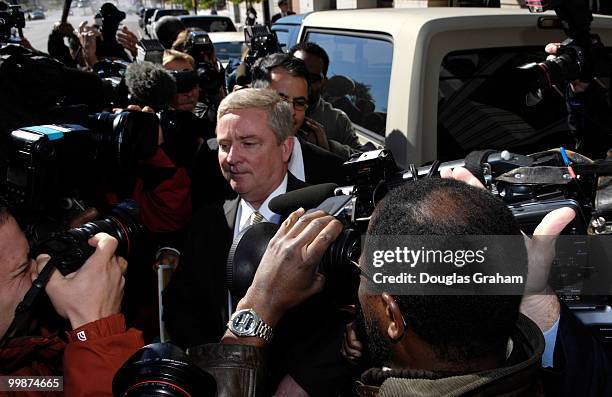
[253,319,274,342]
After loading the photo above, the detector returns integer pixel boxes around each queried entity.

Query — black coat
[298,137,346,186]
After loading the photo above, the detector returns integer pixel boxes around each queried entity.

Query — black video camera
[243,24,282,70]
[184,31,215,64]
[3,112,159,217]
[92,59,130,105]
[0,3,25,44]
[97,2,125,43]
[228,148,612,304]
[183,31,225,99]
[521,0,611,90]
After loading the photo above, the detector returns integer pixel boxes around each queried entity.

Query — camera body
[183,31,225,99]
[184,31,215,64]
[523,35,609,90]
[243,25,282,69]
[228,148,612,306]
[32,200,142,276]
[3,112,160,214]
[325,149,612,300]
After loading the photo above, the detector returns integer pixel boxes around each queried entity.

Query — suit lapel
[287,172,309,192]
[223,197,240,230]
[222,173,306,229]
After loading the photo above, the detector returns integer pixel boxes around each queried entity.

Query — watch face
[230,310,257,336]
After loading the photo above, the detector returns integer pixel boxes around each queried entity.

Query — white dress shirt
[233,173,288,238]
[288,136,305,182]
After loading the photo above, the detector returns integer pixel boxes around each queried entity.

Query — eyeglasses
[278,93,308,111]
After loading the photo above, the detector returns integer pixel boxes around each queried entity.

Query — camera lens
[88,111,160,169]
[113,343,216,397]
[197,65,223,94]
[542,53,581,86]
[68,200,143,258]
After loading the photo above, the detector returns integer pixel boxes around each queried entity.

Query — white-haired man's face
[217,107,293,208]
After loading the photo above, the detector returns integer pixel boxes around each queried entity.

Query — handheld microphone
[269,183,338,217]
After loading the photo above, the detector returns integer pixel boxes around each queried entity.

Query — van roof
[302,7,612,37]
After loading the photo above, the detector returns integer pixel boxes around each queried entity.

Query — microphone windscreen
[125,61,177,111]
[270,183,338,217]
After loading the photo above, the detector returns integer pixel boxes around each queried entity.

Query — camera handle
[0,258,56,347]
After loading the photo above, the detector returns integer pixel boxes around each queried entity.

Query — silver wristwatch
[227,309,274,342]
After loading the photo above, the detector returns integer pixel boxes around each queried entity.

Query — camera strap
[463,150,498,185]
[0,260,56,346]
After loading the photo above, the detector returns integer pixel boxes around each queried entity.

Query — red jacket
[132,147,192,233]
[0,314,143,397]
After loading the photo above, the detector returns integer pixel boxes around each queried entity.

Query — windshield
[181,18,236,32]
[213,41,243,61]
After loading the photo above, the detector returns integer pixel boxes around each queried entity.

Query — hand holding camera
[225,209,342,345]
[37,233,127,329]
[52,21,76,37]
[78,21,100,67]
[544,42,591,93]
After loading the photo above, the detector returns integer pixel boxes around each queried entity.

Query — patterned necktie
[250,211,265,225]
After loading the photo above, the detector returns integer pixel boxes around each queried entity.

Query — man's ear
[281,136,294,162]
[381,292,405,343]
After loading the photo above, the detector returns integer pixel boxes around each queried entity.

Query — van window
[272,28,290,52]
[436,47,610,161]
[305,31,393,136]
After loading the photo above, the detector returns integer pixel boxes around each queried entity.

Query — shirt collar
[235,173,288,235]
[288,136,305,182]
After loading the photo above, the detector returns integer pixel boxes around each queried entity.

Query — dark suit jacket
[298,137,347,186]
[271,11,295,24]
[163,172,350,395]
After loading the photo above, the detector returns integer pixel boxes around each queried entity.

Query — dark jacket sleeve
[63,314,144,396]
[162,206,233,349]
[542,303,612,397]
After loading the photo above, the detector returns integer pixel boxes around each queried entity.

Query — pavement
[23,5,140,53]
[22,3,236,53]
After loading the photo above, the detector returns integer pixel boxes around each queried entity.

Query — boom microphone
[269,183,338,217]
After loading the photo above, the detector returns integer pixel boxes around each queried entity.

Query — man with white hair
[164,88,350,396]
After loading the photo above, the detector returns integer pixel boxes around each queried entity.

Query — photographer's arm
[37,233,143,396]
[47,22,79,68]
[116,26,138,59]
